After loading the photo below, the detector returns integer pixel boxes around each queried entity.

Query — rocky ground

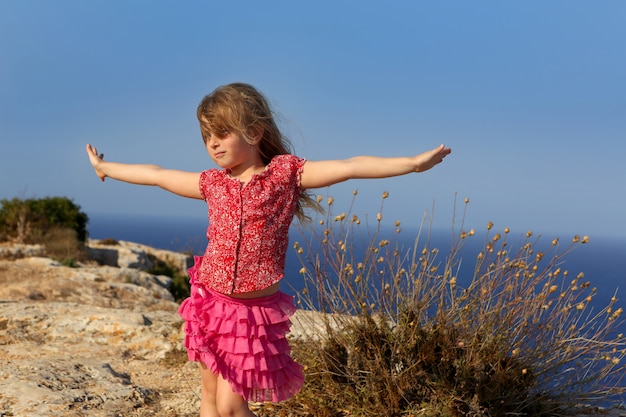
[0,242,200,416]
[0,242,623,417]
[0,242,323,417]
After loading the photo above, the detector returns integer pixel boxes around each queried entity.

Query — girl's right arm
[85,144,203,199]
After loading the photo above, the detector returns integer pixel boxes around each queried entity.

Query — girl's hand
[86,144,107,181]
[413,144,452,173]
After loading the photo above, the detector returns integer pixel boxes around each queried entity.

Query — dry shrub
[39,226,87,265]
[283,193,625,417]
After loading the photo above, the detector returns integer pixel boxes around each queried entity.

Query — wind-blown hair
[197,83,321,222]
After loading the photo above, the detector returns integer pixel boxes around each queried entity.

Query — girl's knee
[201,365,255,416]
[214,386,254,416]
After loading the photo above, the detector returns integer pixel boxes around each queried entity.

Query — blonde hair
[197,83,321,222]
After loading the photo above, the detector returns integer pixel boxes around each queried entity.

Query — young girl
[85,82,451,417]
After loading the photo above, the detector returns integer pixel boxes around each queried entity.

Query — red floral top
[196,154,306,294]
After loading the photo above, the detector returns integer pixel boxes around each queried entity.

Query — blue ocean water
[88,212,626,334]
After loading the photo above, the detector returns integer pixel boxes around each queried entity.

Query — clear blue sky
[1,0,625,239]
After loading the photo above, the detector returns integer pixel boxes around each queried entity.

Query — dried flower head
[334,212,346,222]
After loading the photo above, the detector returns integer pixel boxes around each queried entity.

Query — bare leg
[215,373,256,416]
[199,362,256,417]
[199,363,218,417]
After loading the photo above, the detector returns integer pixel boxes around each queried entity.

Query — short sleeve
[295,157,306,188]
[268,154,306,188]
[199,169,215,201]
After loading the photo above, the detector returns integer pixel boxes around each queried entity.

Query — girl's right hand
[86,144,107,181]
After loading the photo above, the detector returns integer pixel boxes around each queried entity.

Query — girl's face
[204,130,258,171]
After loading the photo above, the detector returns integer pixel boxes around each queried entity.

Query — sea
[88,212,626,335]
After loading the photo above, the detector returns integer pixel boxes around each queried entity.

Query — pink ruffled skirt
[178,256,303,403]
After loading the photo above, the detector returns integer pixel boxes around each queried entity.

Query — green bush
[276,192,625,417]
[0,196,89,263]
[0,196,89,243]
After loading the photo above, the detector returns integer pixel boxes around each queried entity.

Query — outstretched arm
[300,144,451,189]
[85,144,203,199]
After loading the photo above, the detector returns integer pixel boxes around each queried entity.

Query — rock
[0,249,199,417]
[87,239,194,273]
[0,243,325,417]
[0,243,45,259]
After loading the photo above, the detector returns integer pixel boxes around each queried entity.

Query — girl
[85,82,451,417]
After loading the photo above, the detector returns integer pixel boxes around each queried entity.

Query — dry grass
[279,192,625,417]
[38,226,87,265]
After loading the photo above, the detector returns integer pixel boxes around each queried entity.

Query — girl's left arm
[300,144,451,189]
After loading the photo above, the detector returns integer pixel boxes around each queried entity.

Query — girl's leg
[215,374,256,417]
[199,362,256,417]
[199,363,218,417]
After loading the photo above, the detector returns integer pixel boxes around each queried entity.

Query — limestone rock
[0,242,326,417]
[87,239,194,272]
[0,250,199,416]
[0,243,45,259]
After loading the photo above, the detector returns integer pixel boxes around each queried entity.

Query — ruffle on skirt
[178,256,303,403]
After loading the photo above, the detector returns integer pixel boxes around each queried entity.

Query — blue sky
[1,0,625,239]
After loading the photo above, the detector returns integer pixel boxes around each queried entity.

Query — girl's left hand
[86,144,107,181]
[413,144,452,173]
